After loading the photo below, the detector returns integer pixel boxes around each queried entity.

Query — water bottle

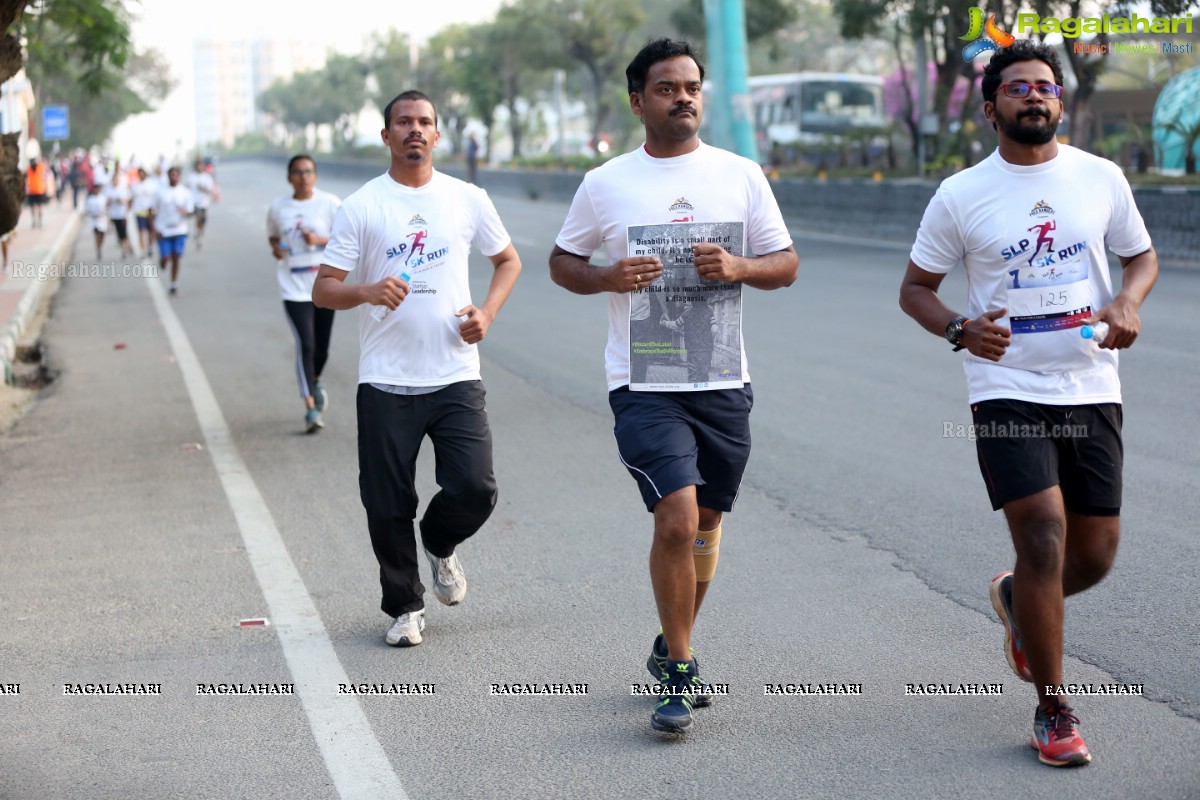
[1080,321,1109,345]
[370,272,411,322]
[277,238,289,261]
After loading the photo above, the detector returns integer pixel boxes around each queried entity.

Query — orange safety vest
[26,163,49,195]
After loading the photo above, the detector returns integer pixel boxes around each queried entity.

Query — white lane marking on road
[147,277,408,800]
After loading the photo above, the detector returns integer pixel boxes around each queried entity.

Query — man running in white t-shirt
[313,90,522,648]
[900,40,1158,768]
[151,166,195,296]
[550,38,798,735]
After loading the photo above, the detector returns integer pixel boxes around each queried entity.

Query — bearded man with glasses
[899,39,1158,767]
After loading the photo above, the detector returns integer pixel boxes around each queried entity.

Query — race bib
[1005,261,1091,335]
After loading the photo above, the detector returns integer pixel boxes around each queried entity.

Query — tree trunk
[585,61,609,154]
[0,10,26,235]
[0,132,22,235]
[506,74,522,159]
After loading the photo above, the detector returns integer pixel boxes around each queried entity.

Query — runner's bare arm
[312,265,408,311]
[549,245,663,295]
[457,243,522,345]
[899,259,1010,362]
[1092,248,1158,350]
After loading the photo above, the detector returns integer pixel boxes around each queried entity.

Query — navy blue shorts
[972,399,1123,515]
[609,385,753,513]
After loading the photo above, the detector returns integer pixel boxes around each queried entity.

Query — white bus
[744,72,888,160]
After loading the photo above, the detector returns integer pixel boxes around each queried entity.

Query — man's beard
[999,107,1060,145]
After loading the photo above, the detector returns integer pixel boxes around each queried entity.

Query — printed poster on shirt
[626,221,744,392]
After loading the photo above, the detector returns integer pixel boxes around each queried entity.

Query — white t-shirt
[322,170,511,387]
[555,141,793,391]
[132,178,159,215]
[266,189,342,302]
[910,145,1152,405]
[186,171,215,209]
[153,184,194,237]
[84,194,108,233]
[106,183,131,220]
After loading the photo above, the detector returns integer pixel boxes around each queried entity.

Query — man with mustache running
[900,40,1157,767]
[313,90,522,648]
[550,38,797,735]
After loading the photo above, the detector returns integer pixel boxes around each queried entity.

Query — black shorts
[609,385,753,513]
[112,218,128,241]
[971,399,1123,515]
[26,193,48,206]
[194,208,208,225]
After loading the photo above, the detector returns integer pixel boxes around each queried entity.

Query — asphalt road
[1,158,1197,800]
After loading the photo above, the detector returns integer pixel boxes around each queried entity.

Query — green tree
[520,0,645,150]
[367,29,414,123]
[0,0,171,233]
[320,54,370,149]
[670,0,800,59]
[31,46,173,153]
[480,5,553,159]
[833,0,999,165]
[259,74,323,149]
[366,28,473,154]
[413,25,473,156]
[458,23,504,161]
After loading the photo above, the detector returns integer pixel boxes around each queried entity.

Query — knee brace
[693,524,722,583]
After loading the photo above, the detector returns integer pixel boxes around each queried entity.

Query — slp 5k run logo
[961,8,1016,61]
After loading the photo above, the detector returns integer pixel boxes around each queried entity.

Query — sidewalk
[0,200,82,384]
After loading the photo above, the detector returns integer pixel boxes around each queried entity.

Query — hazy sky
[113,0,508,160]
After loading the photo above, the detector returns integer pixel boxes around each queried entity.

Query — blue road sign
[42,106,69,140]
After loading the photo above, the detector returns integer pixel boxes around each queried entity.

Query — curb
[1,212,83,385]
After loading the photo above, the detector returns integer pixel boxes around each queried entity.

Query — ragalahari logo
[962,8,1016,62]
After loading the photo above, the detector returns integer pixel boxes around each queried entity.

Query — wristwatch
[945,315,969,351]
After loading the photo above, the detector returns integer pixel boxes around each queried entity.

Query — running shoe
[1030,703,1092,767]
[314,381,329,413]
[989,571,1033,682]
[425,548,467,606]
[651,659,700,733]
[305,407,324,434]
[385,610,426,647]
[646,633,713,708]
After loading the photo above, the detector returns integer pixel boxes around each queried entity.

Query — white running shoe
[425,549,467,606]
[385,610,426,647]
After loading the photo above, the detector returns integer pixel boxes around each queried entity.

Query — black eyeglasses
[290,168,315,176]
[999,82,1063,99]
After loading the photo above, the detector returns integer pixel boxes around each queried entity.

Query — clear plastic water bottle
[1080,321,1109,345]
[369,272,411,322]
[277,238,289,261]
